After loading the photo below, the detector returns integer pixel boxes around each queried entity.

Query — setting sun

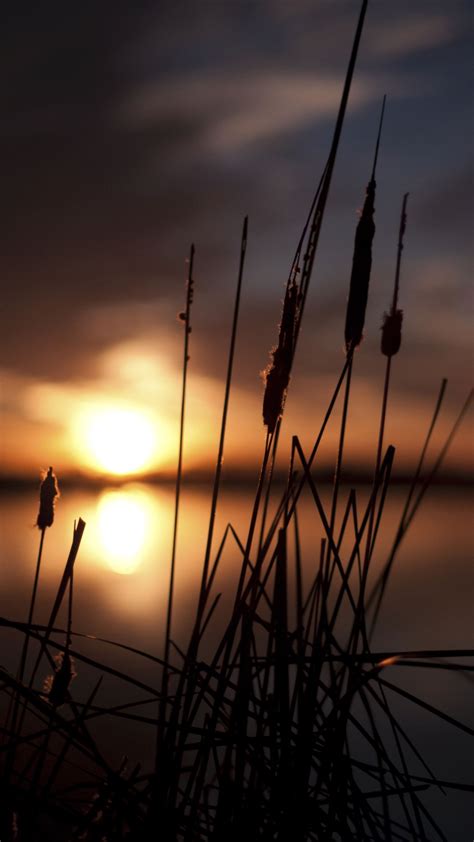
[79,406,158,475]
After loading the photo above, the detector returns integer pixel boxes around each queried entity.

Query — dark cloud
[412,165,474,247]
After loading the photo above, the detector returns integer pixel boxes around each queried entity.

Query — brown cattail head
[43,651,76,707]
[344,97,386,355]
[381,309,403,356]
[262,280,298,432]
[344,177,376,355]
[36,466,59,530]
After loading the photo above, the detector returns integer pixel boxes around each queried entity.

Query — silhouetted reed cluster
[1,3,472,840]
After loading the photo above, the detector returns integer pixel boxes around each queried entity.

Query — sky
[1,0,473,480]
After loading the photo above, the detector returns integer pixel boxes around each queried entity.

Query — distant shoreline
[1,469,472,491]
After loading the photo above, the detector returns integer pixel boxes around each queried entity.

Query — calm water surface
[1,483,473,837]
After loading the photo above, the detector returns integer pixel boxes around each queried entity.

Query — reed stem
[158,243,195,754]
[325,353,353,570]
[197,216,248,619]
[4,527,46,790]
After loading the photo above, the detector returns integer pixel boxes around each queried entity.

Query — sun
[79,405,158,475]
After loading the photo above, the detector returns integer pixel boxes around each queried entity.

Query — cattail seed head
[344,98,386,355]
[381,308,403,357]
[36,466,59,530]
[262,355,290,434]
[262,281,298,432]
[344,179,376,355]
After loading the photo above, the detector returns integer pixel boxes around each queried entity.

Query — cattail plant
[1,472,61,825]
[326,99,386,580]
[36,466,59,530]
[28,467,60,656]
[258,21,376,603]
[27,466,59,679]
[344,96,385,355]
[4,467,61,787]
[262,277,298,433]
[381,193,408,358]
[261,0,370,435]
[253,0,370,598]
[170,14,373,819]
[364,194,409,571]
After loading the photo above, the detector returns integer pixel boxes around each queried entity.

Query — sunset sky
[2,1,472,480]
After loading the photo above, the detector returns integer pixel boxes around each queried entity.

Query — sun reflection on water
[97,487,157,574]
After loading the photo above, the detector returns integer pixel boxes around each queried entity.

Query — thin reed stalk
[325,97,385,576]
[4,467,59,793]
[2,529,46,798]
[157,243,195,763]
[365,193,409,564]
[152,218,249,833]
[20,519,85,706]
[198,215,248,617]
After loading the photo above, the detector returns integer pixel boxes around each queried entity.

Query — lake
[1,481,472,838]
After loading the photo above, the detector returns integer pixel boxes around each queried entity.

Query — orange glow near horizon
[76,405,159,476]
